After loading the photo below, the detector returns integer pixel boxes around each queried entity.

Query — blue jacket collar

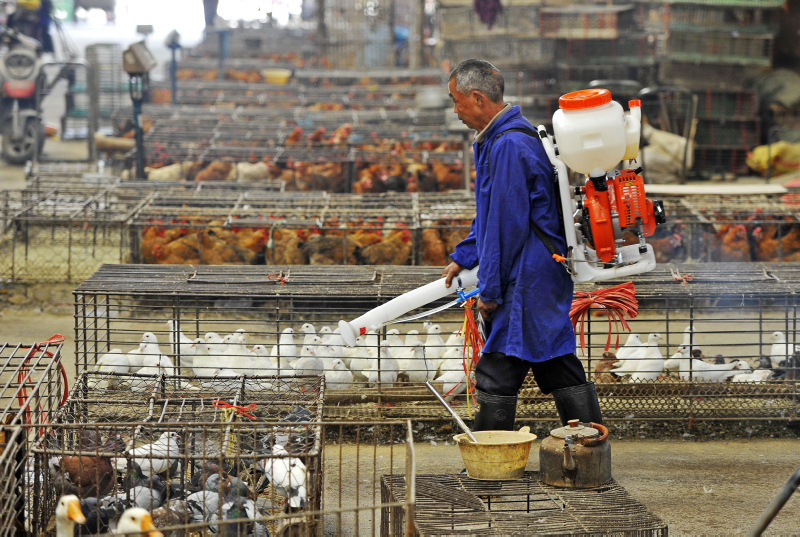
[477,105,524,145]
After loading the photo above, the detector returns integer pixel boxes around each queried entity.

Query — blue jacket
[450,106,575,363]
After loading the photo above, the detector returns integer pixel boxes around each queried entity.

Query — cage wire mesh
[23,419,414,536]
[382,472,667,536]
[0,340,65,536]
[73,263,800,424]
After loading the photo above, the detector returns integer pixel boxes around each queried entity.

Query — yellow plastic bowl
[262,68,292,85]
[453,427,537,480]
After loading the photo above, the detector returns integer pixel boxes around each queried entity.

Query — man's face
[448,78,483,131]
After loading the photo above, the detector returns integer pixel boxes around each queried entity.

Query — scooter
[0,23,45,164]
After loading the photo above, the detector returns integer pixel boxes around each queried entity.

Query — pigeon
[424,324,446,366]
[367,356,398,388]
[126,332,163,373]
[257,444,307,509]
[251,345,278,376]
[678,358,740,382]
[75,496,125,536]
[191,339,221,377]
[270,328,297,367]
[293,346,324,378]
[300,323,317,346]
[319,325,333,343]
[205,332,228,355]
[663,345,689,371]
[115,431,180,477]
[436,363,470,402]
[224,334,256,375]
[186,490,222,524]
[613,333,643,362]
[385,329,405,350]
[114,507,162,535]
[325,358,353,390]
[613,333,661,377]
[732,368,774,382]
[769,331,794,365]
[341,336,367,370]
[88,350,129,389]
[400,345,436,384]
[219,495,268,537]
[166,320,197,367]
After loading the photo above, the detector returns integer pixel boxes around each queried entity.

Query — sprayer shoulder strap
[486,128,565,260]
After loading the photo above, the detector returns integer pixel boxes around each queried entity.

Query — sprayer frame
[537,125,657,283]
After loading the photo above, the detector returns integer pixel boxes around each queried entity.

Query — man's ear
[472,91,484,106]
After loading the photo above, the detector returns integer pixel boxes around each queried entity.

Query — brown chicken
[440,222,472,260]
[594,351,621,384]
[421,227,447,266]
[284,126,303,146]
[304,234,357,265]
[431,161,464,191]
[269,229,307,264]
[198,230,257,265]
[195,161,234,182]
[298,162,345,191]
[329,123,352,144]
[752,224,800,261]
[141,226,186,264]
[715,224,751,262]
[235,228,269,256]
[307,127,326,144]
[48,430,125,498]
[357,227,412,265]
[152,233,201,265]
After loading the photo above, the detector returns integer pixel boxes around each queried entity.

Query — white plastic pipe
[339,266,479,346]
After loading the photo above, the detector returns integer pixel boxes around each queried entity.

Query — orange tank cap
[559,88,612,110]
[629,99,642,107]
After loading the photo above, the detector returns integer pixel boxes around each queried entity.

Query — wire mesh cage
[382,472,667,536]
[0,339,65,536]
[23,419,414,536]
[72,262,800,425]
[0,187,136,283]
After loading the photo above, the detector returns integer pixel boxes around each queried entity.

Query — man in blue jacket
[443,59,603,430]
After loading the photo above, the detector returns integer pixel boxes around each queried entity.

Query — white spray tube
[338,266,479,346]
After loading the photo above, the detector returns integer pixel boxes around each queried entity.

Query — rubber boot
[472,390,518,431]
[551,382,604,425]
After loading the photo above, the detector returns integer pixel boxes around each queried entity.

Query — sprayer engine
[577,169,666,264]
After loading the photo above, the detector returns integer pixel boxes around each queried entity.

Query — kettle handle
[578,423,609,447]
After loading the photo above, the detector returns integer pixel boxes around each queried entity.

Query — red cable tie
[267,274,288,285]
[212,400,257,420]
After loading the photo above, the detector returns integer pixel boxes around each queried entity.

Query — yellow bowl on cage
[17,0,41,10]
[262,68,292,85]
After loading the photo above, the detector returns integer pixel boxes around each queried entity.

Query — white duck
[54,495,86,537]
[115,507,163,536]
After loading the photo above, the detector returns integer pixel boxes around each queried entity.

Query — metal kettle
[539,419,611,488]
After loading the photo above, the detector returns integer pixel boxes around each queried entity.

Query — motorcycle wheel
[1,118,42,165]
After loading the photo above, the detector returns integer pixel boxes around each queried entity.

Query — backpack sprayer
[339,89,665,346]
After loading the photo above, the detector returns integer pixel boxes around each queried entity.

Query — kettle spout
[562,435,577,472]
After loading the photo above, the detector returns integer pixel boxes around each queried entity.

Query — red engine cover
[3,80,35,99]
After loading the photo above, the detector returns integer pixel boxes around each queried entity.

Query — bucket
[453,426,537,480]
[262,68,292,85]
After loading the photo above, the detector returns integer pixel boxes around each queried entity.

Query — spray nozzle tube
[338,266,480,346]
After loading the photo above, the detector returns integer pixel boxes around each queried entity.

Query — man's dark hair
[449,59,504,103]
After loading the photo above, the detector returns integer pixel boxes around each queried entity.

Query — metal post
[409,0,425,68]
[217,29,229,81]
[129,74,148,179]
[169,43,181,104]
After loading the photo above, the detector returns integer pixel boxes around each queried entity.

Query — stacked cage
[0,339,65,536]
[72,263,800,425]
[62,44,125,139]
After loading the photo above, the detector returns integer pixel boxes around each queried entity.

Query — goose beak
[140,513,162,537]
[67,498,86,524]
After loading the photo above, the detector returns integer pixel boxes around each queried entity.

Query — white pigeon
[325,358,354,390]
[258,444,307,509]
[613,333,643,361]
[229,328,248,344]
[400,345,436,384]
[769,331,795,365]
[341,335,366,368]
[424,324,446,357]
[300,323,317,346]
[88,349,129,389]
[270,328,297,365]
[251,345,279,376]
[732,368,774,382]
[115,431,180,476]
[348,338,375,382]
[664,345,689,371]
[367,355,398,388]
[319,325,333,343]
[678,358,739,382]
[613,333,658,376]
[405,330,424,348]
[129,353,172,393]
[615,333,664,381]
[201,368,241,390]
[439,369,470,402]
[186,491,222,524]
[126,332,163,373]
[445,330,463,349]
[386,329,405,350]
[205,332,227,355]
[190,339,221,377]
[293,346,324,378]
[224,335,256,375]
[314,344,338,370]
[365,330,381,358]
[166,320,196,367]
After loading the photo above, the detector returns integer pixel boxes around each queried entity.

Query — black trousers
[476,351,587,396]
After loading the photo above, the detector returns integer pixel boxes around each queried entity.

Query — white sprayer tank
[551,88,641,177]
